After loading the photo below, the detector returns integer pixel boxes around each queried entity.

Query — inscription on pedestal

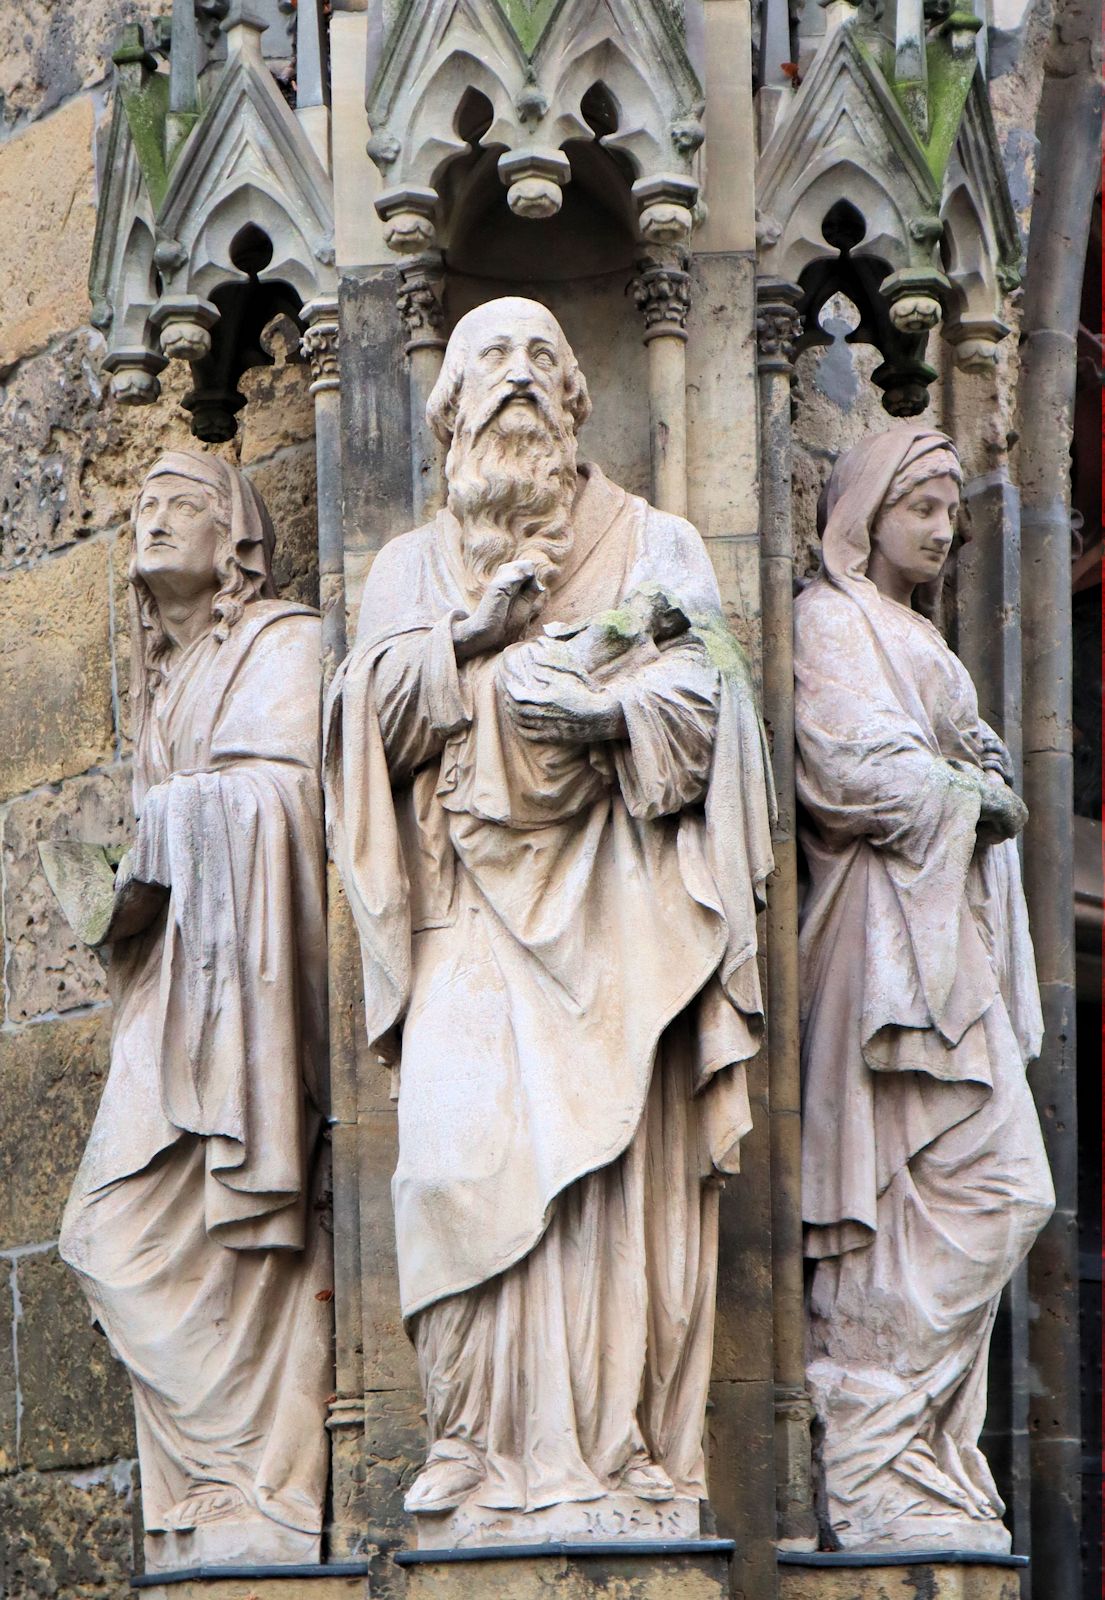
[416,1492,701,1550]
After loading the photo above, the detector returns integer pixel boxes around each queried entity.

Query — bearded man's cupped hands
[502,658,627,743]
[497,632,628,747]
[450,555,628,742]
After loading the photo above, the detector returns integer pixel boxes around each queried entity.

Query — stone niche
[434,100,652,494]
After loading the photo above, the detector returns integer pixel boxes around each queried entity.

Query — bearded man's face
[454,315,569,446]
[445,308,580,589]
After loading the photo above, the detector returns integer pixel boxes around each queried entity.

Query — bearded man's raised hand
[451,559,545,660]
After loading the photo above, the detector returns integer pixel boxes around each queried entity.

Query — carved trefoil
[90,1,336,442]
[754,0,1023,410]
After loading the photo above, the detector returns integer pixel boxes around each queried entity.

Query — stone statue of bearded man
[326,298,775,1546]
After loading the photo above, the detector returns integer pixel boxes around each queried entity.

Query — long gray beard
[447,406,578,588]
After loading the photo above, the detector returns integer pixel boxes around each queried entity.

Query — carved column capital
[396,252,447,356]
[774,1383,817,1426]
[755,280,804,374]
[300,295,340,395]
[633,251,691,343]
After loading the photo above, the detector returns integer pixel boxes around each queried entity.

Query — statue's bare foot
[619,1459,676,1501]
[404,1454,483,1514]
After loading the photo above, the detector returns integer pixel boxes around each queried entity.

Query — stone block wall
[0,15,318,1589]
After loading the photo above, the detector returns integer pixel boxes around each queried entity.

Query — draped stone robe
[795,575,1054,1553]
[326,464,774,1519]
[60,600,333,1570]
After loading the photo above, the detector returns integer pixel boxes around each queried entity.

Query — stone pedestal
[778,1552,1028,1600]
[398,1542,734,1600]
[145,1529,323,1571]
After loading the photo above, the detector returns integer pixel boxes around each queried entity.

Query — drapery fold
[325,465,774,1320]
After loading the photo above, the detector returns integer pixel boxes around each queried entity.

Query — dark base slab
[397,1540,734,1598]
[778,1550,1027,1600]
[131,1564,369,1599]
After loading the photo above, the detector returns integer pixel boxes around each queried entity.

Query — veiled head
[131,452,276,615]
[871,464,961,596]
[817,427,963,601]
[134,466,225,602]
[130,452,278,684]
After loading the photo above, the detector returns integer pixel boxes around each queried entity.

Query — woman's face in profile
[869,472,960,596]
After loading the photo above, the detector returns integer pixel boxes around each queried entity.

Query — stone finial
[221,1,269,55]
[944,314,1012,373]
[104,350,169,405]
[151,295,220,362]
[375,186,439,255]
[871,354,939,417]
[498,149,572,221]
[633,175,699,246]
[888,294,942,334]
[880,268,950,335]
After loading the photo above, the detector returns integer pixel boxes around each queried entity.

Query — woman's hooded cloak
[795,425,1043,1258]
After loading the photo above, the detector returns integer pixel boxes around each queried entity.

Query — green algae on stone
[690,612,757,687]
[492,0,564,56]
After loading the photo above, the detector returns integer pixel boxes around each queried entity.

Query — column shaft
[634,253,691,517]
[302,299,362,1552]
[947,376,1031,1565]
[302,300,346,676]
[756,280,817,1550]
[1016,28,1099,1585]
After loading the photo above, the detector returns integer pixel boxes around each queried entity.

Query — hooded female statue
[57,453,332,1570]
[794,426,1054,1553]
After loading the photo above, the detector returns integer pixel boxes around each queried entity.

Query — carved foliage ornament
[300,297,340,392]
[395,256,447,353]
[756,302,803,367]
[633,254,692,341]
[755,281,804,372]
